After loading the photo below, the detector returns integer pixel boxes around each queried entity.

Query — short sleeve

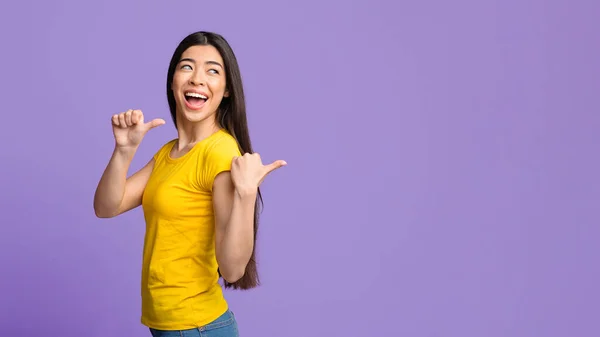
[200,136,241,191]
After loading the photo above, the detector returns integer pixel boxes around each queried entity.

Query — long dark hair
[166,31,261,290]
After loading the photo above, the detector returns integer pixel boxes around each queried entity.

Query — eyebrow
[179,58,224,69]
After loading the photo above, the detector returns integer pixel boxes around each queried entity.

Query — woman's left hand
[230,153,287,196]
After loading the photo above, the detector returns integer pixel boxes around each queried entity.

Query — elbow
[93,193,120,218]
[220,266,246,284]
[95,211,113,218]
[223,272,244,284]
[216,248,251,283]
[93,203,116,219]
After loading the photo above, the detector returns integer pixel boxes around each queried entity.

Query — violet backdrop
[0,0,598,336]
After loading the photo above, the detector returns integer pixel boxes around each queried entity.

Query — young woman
[93,31,285,337]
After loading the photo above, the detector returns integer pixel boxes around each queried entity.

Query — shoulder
[197,130,241,191]
[203,130,241,159]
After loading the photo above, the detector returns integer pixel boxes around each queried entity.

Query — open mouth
[184,92,208,109]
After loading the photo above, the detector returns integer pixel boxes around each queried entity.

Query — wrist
[235,186,258,199]
[114,145,137,158]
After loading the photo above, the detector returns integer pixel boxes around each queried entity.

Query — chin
[178,107,216,124]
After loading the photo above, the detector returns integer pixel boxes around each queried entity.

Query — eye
[208,69,219,74]
[180,65,192,70]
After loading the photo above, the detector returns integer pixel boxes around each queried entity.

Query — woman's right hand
[112,109,165,149]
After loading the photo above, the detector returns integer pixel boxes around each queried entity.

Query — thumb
[145,118,166,130]
[263,160,287,174]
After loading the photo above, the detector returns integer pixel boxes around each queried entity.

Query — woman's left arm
[212,153,286,283]
[213,172,256,283]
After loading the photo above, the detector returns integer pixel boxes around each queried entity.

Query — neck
[174,115,221,150]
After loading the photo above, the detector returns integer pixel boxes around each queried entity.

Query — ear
[224,88,230,97]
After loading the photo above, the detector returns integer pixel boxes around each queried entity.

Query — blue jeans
[149,310,239,337]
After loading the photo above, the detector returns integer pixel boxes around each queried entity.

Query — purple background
[1,0,598,336]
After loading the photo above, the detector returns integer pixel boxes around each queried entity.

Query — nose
[189,71,206,86]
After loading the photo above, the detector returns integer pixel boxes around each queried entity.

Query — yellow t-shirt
[140,129,241,330]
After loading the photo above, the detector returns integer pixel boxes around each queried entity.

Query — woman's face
[171,45,229,125]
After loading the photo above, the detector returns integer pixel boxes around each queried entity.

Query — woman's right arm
[93,109,165,218]
[93,148,155,218]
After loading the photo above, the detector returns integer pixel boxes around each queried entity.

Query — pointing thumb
[147,118,166,130]
[264,160,287,173]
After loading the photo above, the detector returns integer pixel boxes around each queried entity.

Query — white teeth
[185,92,207,99]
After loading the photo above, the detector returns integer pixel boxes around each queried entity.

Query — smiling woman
[171,45,229,125]
[93,31,286,337]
